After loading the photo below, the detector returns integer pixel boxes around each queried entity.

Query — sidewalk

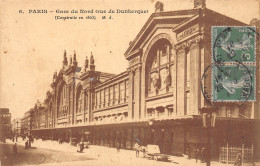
[6,138,259,166]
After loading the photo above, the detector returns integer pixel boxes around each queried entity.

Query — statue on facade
[63,50,68,66]
[85,56,89,69]
[73,51,78,66]
[53,71,57,82]
[194,0,206,8]
[155,1,164,12]
[90,52,95,65]
[165,69,171,87]
[73,51,77,62]
[70,55,72,65]
[152,71,161,91]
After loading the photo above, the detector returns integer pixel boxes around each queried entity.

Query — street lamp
[200,107,216,166]
[16,121,19,142]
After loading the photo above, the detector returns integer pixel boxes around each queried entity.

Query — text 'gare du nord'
[21,0,260,161]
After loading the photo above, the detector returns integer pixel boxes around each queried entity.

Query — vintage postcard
[0,0,259,166]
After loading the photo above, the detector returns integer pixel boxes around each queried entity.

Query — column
[134,65,141,120]
[128,69,134,119]
[176,49,186,116]
[171,47,177,116]
[189,44,200,115]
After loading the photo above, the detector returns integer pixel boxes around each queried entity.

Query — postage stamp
[211,26,256,102]
[212,63,255,102]
[212,26,256,63]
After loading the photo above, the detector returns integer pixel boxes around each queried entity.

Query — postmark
[210,26,257,102]
[212,63,255,102]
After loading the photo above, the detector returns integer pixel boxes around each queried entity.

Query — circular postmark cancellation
[201,63,255,106]
[205,26,258,103]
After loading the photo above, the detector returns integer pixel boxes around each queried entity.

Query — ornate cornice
[174,35,204,53]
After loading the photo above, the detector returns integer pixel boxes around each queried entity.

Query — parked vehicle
[77,142,84,152]
[143,144,169,161]
[82,141,90,148]
[70,138,78,146]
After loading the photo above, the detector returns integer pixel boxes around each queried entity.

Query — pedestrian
[134,142,140,157]
[201,147,206,163]
[13,143,17,154]
[116,141,120,152]
[25,140,28,149]
[186,146,191,159]
[194,147,201,163]
[234,153,242,166]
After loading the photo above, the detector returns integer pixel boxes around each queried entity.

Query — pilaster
[134,65,142,120]
[176,49,186,116]
[127,69,134,120]
[189,43,201,115]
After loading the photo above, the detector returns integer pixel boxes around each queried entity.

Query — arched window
[146,39,173,97]
[57,82,68,118]
[76,85,83,114]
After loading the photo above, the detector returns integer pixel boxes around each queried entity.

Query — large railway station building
[30,1,260,160]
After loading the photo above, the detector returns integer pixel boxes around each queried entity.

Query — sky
[0,0,259,119]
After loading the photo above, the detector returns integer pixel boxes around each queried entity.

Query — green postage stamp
[211,26,256,102]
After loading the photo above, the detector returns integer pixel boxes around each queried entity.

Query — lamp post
[16,121,19,142]
[148,119,154,145]
[200,107,216,166]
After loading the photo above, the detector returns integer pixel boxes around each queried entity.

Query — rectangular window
[105,88,109,107]
[120,82,125,103]
[101,90,104,107]
[115,84,119,104]
[110,86,114,105]
[97,91,100,108]
[85,93,88,110]
[126,80,129,101]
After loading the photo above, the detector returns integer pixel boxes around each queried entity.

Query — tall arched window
[57,82,68,118]
[76,85,83,114]
[145,39,173,97]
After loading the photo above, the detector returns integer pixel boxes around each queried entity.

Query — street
[0,143,94,166]
[0,140,257,166]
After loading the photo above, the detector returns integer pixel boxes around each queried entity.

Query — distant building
[11,118,22,136]
[0,108,12,140]
[21,109,33,137]
[32,100,47,130]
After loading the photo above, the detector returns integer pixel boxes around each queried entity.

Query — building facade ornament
[155,1,164,13]
[90,52,95,65]
[63,50,68,66]
[84,56,89,70]
[70,55,72,65]
[165,69,171,87]
[174,35,204,53]
[152,71,161,90]
[73,51,78,66]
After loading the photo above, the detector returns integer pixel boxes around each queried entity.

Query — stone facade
[30,7,260,159]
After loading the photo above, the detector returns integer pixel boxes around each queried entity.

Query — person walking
[116,141,121,152]
[234,153,242,166]
[25,140,29,150]
[194,147,201,163]
[134,142,140,157]
[186,146,191,159]
[201,147,206,163]
[13,143,17,154]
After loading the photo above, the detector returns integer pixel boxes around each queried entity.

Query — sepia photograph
[0,0,259,165]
